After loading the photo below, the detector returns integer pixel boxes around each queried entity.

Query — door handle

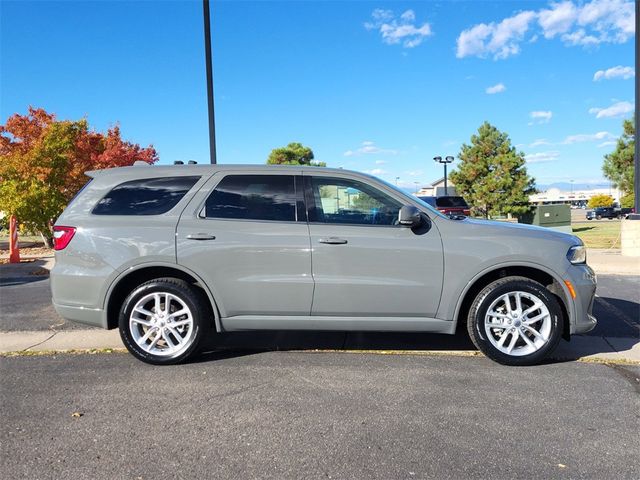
[318,237,348,245]
[186,233,216,241]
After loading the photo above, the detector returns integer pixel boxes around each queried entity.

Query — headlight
[567,245,586,264]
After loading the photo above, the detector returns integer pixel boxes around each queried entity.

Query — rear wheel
[119,277,209,365]
[467,277,563,366]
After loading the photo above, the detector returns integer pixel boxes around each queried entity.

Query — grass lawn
[572,221,622,249]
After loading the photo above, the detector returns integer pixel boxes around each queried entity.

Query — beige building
[415,177,458,197]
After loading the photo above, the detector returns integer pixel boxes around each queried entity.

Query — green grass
[572,221,622,249]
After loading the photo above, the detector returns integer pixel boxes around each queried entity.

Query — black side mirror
[398,205,422,227]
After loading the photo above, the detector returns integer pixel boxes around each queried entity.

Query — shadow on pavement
[0,259,50,286]
[197,330,477,363]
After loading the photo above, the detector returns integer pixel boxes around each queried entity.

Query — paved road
[1,272,637,343]
[1,352,638,479]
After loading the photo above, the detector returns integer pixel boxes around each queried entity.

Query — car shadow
[196,330,478,363]
[0,259,51,286]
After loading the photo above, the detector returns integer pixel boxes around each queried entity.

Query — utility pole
[203,0,217,164]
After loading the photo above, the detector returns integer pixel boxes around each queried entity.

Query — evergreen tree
[450,122,536,218]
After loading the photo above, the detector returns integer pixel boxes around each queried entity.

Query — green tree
[620,192,635,209]
[266,142,325,166]
[449,122,536,218]
[587,194,614,209]
[603,117,634,194]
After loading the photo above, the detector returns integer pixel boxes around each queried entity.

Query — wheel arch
[453,264,572,341]
[104,263,221,332]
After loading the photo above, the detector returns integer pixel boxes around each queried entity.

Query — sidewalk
[0,329,638,363]
[587,249,640,275]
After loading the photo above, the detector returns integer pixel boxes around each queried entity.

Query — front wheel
[119,277,209,365]
[467,277,563,366]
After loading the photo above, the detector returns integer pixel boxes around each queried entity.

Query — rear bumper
[52,301,107,329]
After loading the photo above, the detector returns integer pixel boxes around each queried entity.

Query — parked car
[617,207,634,219]
[586,207,619,220]
[51,165,597,366]
[418,195,471,217]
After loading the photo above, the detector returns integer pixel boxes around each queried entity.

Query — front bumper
[564,264,597,335]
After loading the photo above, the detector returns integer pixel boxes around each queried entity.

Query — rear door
[176,172,313,319]
[305,173,444,317]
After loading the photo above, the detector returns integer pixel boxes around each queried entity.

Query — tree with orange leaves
[0,107,158,246]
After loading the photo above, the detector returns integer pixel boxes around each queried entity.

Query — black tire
[596,215,602,220]
[119,277,210,365]
[466,276,563,366]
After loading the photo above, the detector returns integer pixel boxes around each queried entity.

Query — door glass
[204,175,297,221]
[309,177,402,226]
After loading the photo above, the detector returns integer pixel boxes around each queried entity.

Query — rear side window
[436,196,468,208]
[204,175,297,222]
[92,176,200,215]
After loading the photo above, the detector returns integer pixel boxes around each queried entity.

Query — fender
[448,260,574,331]
[103,261,223,332]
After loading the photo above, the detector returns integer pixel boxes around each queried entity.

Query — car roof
[87,163,364,178]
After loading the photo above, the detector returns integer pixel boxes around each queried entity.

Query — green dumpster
[519,205,572,234]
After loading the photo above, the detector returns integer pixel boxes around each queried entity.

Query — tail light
[53,226,76,251]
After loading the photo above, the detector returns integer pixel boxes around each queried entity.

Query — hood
[458,217,582,245]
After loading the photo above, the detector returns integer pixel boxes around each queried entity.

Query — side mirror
[398,205,422,227]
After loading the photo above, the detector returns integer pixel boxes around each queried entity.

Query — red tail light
[53,226,76,251]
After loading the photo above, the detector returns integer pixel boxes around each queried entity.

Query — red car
[418,195,471,217]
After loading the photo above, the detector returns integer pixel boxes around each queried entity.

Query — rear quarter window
[92,176,200,215]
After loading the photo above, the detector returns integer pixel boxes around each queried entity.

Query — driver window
[309,177,402,226]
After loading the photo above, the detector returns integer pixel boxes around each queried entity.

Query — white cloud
[368,168,387,176]
[588,100,634,119]
[457,11,536,59]
[597,140,617,147]
[563,131,615,143]
[486,83,506,94]
[530,138,551,147]
[375,160,386,165]
[406,170,424,177]
[456,0,635,60]
[529,110,553,123]
[365,9,433,48]
[593,65,635,81]
[343,141,399,157]
[525,151,560,163]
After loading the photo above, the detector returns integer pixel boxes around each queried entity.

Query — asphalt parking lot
[1,352,639,480]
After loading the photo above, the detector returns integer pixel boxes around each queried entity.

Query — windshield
[436,196,468,208]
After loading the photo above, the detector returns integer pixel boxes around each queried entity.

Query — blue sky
[1,0,635,190]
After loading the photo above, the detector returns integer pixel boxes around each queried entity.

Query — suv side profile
[51,165,597,366]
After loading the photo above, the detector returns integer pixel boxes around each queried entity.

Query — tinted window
[204,175,297,222]
[418,196,437,207]
[92,176,200,215]
[308,177,402,226]
[436,196,468,208]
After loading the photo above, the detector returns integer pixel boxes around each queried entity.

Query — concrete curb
[0,329,637,364]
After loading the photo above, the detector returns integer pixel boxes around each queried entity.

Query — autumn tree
[449,122,536,218]
[0,107,158,246]
[587,194,614,209]
[266,142,325,166]
[603,117,634,194]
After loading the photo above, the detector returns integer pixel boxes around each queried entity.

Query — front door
[177,172,313,319]
[305,174,444,317]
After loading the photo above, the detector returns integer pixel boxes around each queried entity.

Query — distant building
[415,177,458,197]
[529,187,621,206]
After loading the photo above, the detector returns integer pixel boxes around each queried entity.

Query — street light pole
[434,156,455,195]
[203,0,217,164]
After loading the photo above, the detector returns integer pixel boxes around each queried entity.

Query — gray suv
[51,165,597,366]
